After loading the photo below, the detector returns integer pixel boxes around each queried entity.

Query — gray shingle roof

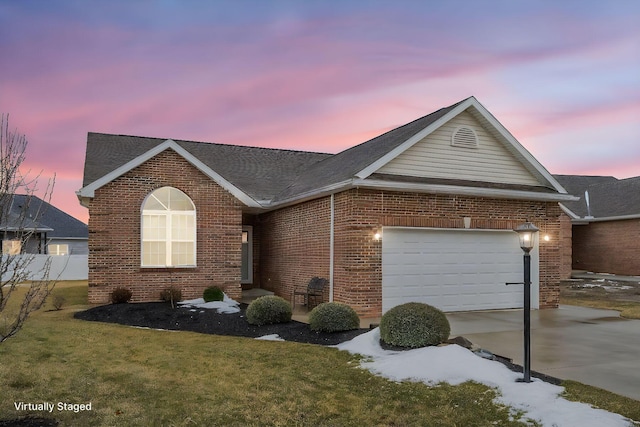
[554,175,640,218]
[83,133,331,202]
[272,100,464,202]
[2,195,88,238]
[83,97,566,208]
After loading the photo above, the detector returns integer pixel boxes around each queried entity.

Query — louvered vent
[451,127,479,148]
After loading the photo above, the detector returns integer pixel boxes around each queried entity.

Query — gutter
[352,179,580,203]
[574,213,640,223]
[266,177,579,212]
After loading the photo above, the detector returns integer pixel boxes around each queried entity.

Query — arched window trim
[141,186,197,268]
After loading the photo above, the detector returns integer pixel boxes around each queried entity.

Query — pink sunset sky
[1,1,639,224]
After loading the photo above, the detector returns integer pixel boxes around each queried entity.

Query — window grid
[141,187,196,267]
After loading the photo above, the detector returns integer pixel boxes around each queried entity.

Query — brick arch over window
[141,186,196,267]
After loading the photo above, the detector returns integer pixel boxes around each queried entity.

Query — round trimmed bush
[308,302,360,333]
[379,302,450,348]
[246,295,292,326]
[203,286,224,302]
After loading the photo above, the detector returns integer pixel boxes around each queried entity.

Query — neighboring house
[77,96,576,317]
[554,175,640,276]
[1,194,88,256]
[1,194,89,281]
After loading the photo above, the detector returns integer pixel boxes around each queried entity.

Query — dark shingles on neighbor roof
[83,133,331,201]
[4,195,88,238]
[554,175,640,218]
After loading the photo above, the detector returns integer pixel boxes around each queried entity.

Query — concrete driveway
[447,305,640,401]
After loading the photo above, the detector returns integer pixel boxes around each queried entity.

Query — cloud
[1,0,639,223]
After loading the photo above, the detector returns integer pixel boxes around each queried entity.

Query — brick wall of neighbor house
[257,197,331,305]
[87,150,244,304]
[572,219,640,276]
[259,188,568,318]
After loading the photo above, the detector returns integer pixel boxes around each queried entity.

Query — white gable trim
[355,97,568,195]
[76,139,261,208]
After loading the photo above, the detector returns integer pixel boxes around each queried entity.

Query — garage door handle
[505,282,525,286]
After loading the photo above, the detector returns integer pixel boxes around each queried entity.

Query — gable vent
[451,127,479,149]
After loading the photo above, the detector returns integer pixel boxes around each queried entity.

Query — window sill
[140,266,198,272]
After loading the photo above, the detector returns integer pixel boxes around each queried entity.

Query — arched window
[141,187,196,267]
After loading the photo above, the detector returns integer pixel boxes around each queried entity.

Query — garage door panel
[382,228,538,313]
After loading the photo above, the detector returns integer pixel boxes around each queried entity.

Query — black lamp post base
[516,378,532,383]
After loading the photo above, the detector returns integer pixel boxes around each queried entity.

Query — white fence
[1,254,88,282]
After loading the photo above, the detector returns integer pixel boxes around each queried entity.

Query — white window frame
[48,244,69,256]
[141,187,197,268]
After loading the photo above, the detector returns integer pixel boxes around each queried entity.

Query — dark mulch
[73,302,369,346]
[0,417,58,427]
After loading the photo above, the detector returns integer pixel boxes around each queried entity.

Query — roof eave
[267,178,578,211]
[353,179,579,202]
[572,213,640,223]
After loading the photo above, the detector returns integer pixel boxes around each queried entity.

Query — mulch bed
[73,302,369,346]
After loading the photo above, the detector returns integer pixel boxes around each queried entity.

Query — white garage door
[382,228,539,313]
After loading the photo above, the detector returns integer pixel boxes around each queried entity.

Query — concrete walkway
[447,305,640,401]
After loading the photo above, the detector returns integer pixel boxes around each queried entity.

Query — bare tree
[0,113,56,343]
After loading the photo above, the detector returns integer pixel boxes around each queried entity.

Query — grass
[0,283,638,426]
[560,295,640,320]
[562,381,640,423]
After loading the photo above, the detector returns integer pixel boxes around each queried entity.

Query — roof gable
[78,133,331,207]
[376,110,541,186]
[356,97,563,192]
[78,139,261,207]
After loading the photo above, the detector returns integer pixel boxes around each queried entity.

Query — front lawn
[0,283,638,426]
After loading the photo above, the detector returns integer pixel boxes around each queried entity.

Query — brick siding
[87,150,244,304]
[258,188,570,318]
[257,198,331,305]
[572,219,640,276]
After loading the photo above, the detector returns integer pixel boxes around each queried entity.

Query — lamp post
[513,220,539,383]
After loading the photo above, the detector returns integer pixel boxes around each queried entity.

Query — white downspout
[329,193,335,302]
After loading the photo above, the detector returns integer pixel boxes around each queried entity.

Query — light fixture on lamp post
[508,220,539,383]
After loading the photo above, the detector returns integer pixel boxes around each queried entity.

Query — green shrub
[110,287,133,304]
[379,302,450,348]
[246,296,292,326]
[160,286,182,307]
[203,286,224,302]
[308,302,360,333]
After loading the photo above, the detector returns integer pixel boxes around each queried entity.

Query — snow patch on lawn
[256,334,284,341]
[178,294,240,314]
[337,328,634,427]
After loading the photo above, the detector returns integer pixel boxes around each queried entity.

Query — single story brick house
[77,96,576,317]
[554,175,640,276]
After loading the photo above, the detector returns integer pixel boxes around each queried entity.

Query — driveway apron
[447,305,640,401]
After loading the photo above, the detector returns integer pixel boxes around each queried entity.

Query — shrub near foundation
[309,302,360,332]
[203,286,224,302]
[380,302,450,348]
[246,296,292,326]
[110,287,132,304]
